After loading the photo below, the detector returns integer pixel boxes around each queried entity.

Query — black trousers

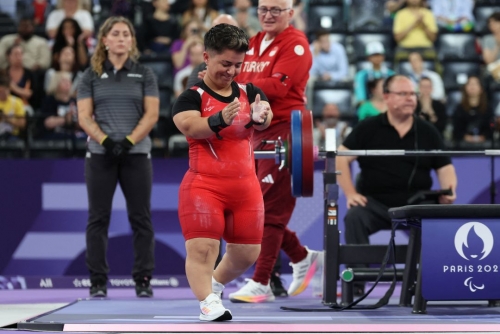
[85,153,155,284]
[344,196,392,246]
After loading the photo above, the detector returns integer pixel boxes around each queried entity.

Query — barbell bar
[254,110,500,198]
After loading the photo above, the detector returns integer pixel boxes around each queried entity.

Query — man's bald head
[212,14,239,27]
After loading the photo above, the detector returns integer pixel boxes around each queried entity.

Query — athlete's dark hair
[204,23,249,54]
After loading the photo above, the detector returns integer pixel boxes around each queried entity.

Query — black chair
[352,33,395,61]
[445,89,463,117]
[474,6,497,35]
[312,82,353,117]
[437,33,479,61]
[489,89,500,109]
[348,0,389,32]
[0,12,16,37]
[307,5,345,33]
[442,62,481,90]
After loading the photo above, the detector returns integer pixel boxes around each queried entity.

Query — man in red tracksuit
[228,0,322,303]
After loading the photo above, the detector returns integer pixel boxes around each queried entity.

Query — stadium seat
[0,140,25,158]
[312,82,353,117]
[398,60,435,76]
[474,6,497,35]
[442,62,481,90]
[348,0,389,32]
[445,90,463,117]
[141,58,173,87]
[307,5,345,33]
[437,33,479,61]
[0,12,16,37]
[489,90,500,110]
[352,33,395,61]
[158,85,172,115]
[329,33,348,46]
[309,0,343,5]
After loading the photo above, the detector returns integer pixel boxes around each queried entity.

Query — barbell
[255,110,500,198]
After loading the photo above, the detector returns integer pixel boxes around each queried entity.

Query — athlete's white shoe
[288,247,322,296]
[229,279,275,303]
[212,277,224,298]
[199,293,232,321]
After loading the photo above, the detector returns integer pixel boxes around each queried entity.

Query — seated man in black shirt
[336,75,457,295]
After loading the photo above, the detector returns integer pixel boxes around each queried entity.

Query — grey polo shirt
[77,58,159,154]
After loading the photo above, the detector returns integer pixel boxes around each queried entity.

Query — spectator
[46,0,94,40]
[483,13,500,82]
[337,75,457,296]
[453,76,493,146]
[354,41,395,104]
[181,0,219,32]
[0,17,51,71]
[291,0,306,32]
[393,0,438,72]
[313,103,350,149]
[357,78,386,121]
[310,30,349,83]
[44,46,83,96]
[384,0,406,28]
[143,0,180,55]
[39,71,84,139]
[431,0,474,32]
[0,74,26,141]
[415,77,446,136]
[111,0,132,17]
[34,0,50,26]
[52,18,89,69]
[171,19,204,75]
[174,42,204,97]
[234,0,261,38]
[5,44,34,115]
[406,51,444,101]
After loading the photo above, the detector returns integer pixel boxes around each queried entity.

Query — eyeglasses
[257,7,291,16]
[386,91,419,98]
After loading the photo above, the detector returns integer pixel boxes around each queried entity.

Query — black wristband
[208,111,229,139]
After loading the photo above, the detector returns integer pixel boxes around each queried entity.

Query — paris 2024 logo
[444,222,496,292]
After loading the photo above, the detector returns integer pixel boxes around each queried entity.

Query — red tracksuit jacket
[237,25,312,126]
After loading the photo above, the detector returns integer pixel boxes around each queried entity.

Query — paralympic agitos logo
[443,222,497,293]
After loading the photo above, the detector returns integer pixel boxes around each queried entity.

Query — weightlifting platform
[6,287,500,333]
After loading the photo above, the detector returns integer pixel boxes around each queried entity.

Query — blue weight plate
[291,110,303,197]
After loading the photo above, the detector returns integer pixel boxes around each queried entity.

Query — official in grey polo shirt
[77,16,159,299]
